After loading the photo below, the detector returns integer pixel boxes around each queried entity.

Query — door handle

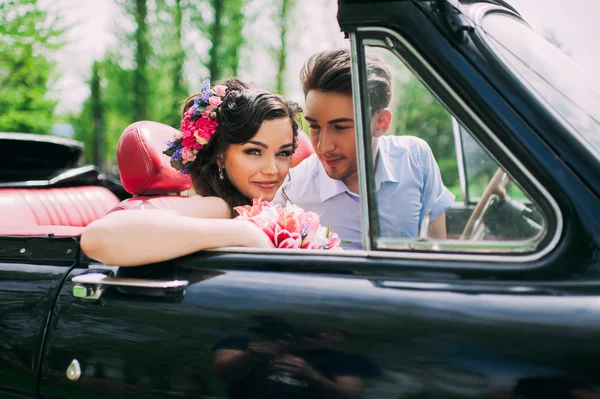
[72,269,188,301]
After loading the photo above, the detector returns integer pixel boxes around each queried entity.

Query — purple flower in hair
[171,147,183,162]
[179,165,191,175]
[200,79,212,102]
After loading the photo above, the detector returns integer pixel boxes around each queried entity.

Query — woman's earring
[218,167,225,180]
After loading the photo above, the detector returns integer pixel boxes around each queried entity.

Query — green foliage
[206,0,245,81]
[0,0,64,133]
[388,75,459,188]
[275,0,294,93]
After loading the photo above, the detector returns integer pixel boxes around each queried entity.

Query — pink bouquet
[234,197,341,250]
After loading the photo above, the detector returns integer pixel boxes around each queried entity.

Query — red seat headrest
[292,132,314,167]
[118,121,192,195]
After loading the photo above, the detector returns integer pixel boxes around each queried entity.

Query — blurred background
[1,0,598,193]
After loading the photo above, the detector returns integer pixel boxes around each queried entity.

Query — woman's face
[222,117,294,201]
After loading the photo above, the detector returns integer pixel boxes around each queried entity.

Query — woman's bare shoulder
[170,196,231,219]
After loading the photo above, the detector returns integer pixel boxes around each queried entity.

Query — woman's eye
[278,151,292,157]
[309,124,320,130]
[244,148,261,155]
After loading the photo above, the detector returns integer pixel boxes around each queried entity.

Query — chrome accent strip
[350,32,372,251]
[353,26,563,264]
[0,132,84,149]
[0,165,98,188]
[452,117,468,204]
[73,273,189,289]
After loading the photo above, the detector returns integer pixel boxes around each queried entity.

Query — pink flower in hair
[181,146,197,163]
[213,85,227,97]
[182,135,201,150]
[208,96,222,108]
[200,105,213,118]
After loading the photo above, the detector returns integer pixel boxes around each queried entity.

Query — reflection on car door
[0,237,76,398]
[39,253,600,398]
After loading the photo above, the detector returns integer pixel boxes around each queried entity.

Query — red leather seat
[292,132,314,167]
[0,186,120,229]
[111,121,192,211]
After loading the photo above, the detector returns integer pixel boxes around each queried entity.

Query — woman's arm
[81,197,272,266]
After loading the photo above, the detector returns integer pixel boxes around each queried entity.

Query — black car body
[2,0,600,398]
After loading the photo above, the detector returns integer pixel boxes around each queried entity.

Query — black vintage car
[2,0,600,398]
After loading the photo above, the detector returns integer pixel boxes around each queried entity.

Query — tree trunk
[208,0,223,82]
[275,0,292,93]
[90,61,105,172]
[171,0,186,125]
[133,0,149,121]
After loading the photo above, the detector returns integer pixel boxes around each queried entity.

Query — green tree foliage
[133,0,150,121]
[206,0,245,81]
[0,0,64,133]
[275,0,293,93]
[389,75,458,188]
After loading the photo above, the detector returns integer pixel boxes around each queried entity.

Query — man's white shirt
[274,135,455,250]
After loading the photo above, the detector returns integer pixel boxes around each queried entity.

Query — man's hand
[272,354,320,381]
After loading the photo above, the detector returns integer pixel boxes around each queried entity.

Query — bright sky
[49,0,599,114]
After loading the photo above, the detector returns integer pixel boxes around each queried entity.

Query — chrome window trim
[350,33,372,251]
[452,117,468,204]
[354,26,563,264]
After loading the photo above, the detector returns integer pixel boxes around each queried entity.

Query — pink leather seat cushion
[0,187,120,228]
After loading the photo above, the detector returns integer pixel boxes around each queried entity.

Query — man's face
[305,91,357,183]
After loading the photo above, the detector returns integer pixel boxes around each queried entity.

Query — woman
[81,78,301,266]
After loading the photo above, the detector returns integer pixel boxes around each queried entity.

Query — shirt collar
[318,161,349,202]
[374,147,399,190]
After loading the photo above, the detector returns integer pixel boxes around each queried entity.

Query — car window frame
[348,28,563,264]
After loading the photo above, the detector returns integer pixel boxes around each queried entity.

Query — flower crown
[163,79,227,174]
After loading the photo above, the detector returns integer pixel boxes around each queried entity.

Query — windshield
[482,13,600,161]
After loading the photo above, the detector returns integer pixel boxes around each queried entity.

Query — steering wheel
[460,168,512,240]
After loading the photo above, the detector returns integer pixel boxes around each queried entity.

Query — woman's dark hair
[181,78,302,210]
[300,48,392,113]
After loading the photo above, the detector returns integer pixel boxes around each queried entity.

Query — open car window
[361,44,552,254]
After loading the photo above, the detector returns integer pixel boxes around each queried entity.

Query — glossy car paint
[0,236,76,397]
[3,0,599,398]
[40,254,600,398]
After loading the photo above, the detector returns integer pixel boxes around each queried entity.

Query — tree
[0,0,64,133]
[90,61,105,172]
[391,75,458,187]
[275,0,293,93]
[133,0,150,121]
[205,0,245,82]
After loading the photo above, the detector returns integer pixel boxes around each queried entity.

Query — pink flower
[172,131,183,141]
[213,85,227,97]
[200,105,213,118]
[208,96,222,108]
[326,232,341,249]
[181,147,197,163]
[233,196,341,250]
[182,135,201,149]
[181,116,196,137]
[194,117,218,141]
[298,211,321,232]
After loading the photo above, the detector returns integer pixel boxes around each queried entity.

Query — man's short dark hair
[300,48,392,112]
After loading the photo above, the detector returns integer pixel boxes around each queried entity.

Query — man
[275,48,454,250]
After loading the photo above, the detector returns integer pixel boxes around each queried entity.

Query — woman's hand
[239,221,275,248]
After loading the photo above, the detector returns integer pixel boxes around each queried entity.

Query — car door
[0,234,77,398]
[38,252,600,399]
